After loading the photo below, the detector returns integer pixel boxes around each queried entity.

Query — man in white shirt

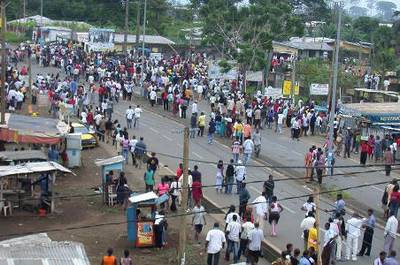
[384,213,398,253]
[191,100,198,116]
[234,161,246,194]
[252,192,268,229]
[125,106,135,129]
[277,112,284,134]
[242,138,254,165]
[374,251,386,265]
[248,222,264,264]
[225,214,241,263]
[192,201,206,242]
[346,213,363,261]
[205,222,226,265]
[300,212,316,251]
[129,136,138,166]
[149,89,157,107]
[239,218,255,260]
[134,105,142,129]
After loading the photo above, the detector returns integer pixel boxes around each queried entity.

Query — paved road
[26,60,397,264]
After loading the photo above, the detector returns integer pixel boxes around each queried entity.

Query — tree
[376,1,398,20]
[316,23,336,39]
[349,6,368,17]
[195,0,303,72]
[352,16,379,42]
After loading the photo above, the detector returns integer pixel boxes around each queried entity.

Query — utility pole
[135,0,141,58]
[290,57,296,100]
[314,183,321,265]
[123,0,129,56]
[327,2,342,176]
[23,0,26,19]
[28,45,32,100]
[178,127,190,265]
[40,0,43,18]
[140,0,147,96]
[1,0,6,124]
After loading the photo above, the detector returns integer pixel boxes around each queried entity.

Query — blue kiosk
[127,192,169,247]
[95,155,125,204]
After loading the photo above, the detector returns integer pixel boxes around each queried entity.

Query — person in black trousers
[358,209,375,256]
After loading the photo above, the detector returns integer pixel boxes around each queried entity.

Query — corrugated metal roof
[95,155,125,167]
[0,150,47,162]
[0,161,74,178]
[276,40,333,51]
[0,234,90,265]
[114,33,175,45]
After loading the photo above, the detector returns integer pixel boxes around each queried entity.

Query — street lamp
[140,0,147,97]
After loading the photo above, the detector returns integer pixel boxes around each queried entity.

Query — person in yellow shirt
[197,112,206,137]
[233,120,244,141]
[307,222,319,253]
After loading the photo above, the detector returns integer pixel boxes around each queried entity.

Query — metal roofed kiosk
[95,156,125,204]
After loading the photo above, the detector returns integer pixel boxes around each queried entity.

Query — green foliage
[5,32,29,44]
[196,0,303,71]
[218,59,232,73]
[295,59,330,93]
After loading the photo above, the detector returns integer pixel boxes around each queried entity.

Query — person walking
[247,222,264,265]
[374,251,387,265]
[225,159,235,194]
[125,106,134,129]
[208,118,216,144]
[384,147,395,176]
[358,209,376,257]
[252,192,268,230]
[197,112,206,137]
[231,137,242,163]
[239,216,254,260]
[190,113,197,138]
[134,137,147,169]
[192,201,206,243]
[144,167,154,192]
[304,148,314,182]
[120,249,132,265]
[235,160,246,194]
[242,137,254,165]
[133,105,142,129]
[263,175,275,203]
[225,214,241,263]
[215,160,224,193]
[239,182,250,218]
[205,222,226,265]
[384,251,399,265]
[301,212,316,251]
[252,128,262,157]
[101,248,117,265]
[360,140,369,166]
[345,213,363,261]
[384,212,398,253]
[268,196,284,237]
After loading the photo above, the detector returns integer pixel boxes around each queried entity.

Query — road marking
[149,127,159,134]
[364,182,384,192]
[303,185,314,192]
[162,135,173,141]
[192,152,203,159]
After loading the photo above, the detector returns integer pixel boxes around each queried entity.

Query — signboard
[282,80,292,96]
[264,86,283,98]
[136,221,154,247]
[246,71,263,82]
[310,83,329,95]
[294,84,299,96]
[208,64,238,80]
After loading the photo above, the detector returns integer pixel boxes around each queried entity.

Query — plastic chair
[108,185,117,206]
[1,200,12,216]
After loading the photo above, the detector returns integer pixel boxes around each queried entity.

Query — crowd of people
[4,39,399,265]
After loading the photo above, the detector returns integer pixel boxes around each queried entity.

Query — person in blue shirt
[299,250,312,265]
[358,208,376,256]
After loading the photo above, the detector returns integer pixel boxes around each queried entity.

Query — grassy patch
[5,31,29,44]
[323,184,352,200]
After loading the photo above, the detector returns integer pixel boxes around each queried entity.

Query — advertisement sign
[208,64,238,80]
[310,83,329,95]
[282,80,292,96]
[136,221,154,247]
[294,84,300,95]
[264,86,283,98]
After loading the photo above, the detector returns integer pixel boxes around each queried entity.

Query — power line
[5,166,398,205]
[0,175,395,239]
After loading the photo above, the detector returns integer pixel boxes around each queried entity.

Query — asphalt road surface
[27,61,398,264]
